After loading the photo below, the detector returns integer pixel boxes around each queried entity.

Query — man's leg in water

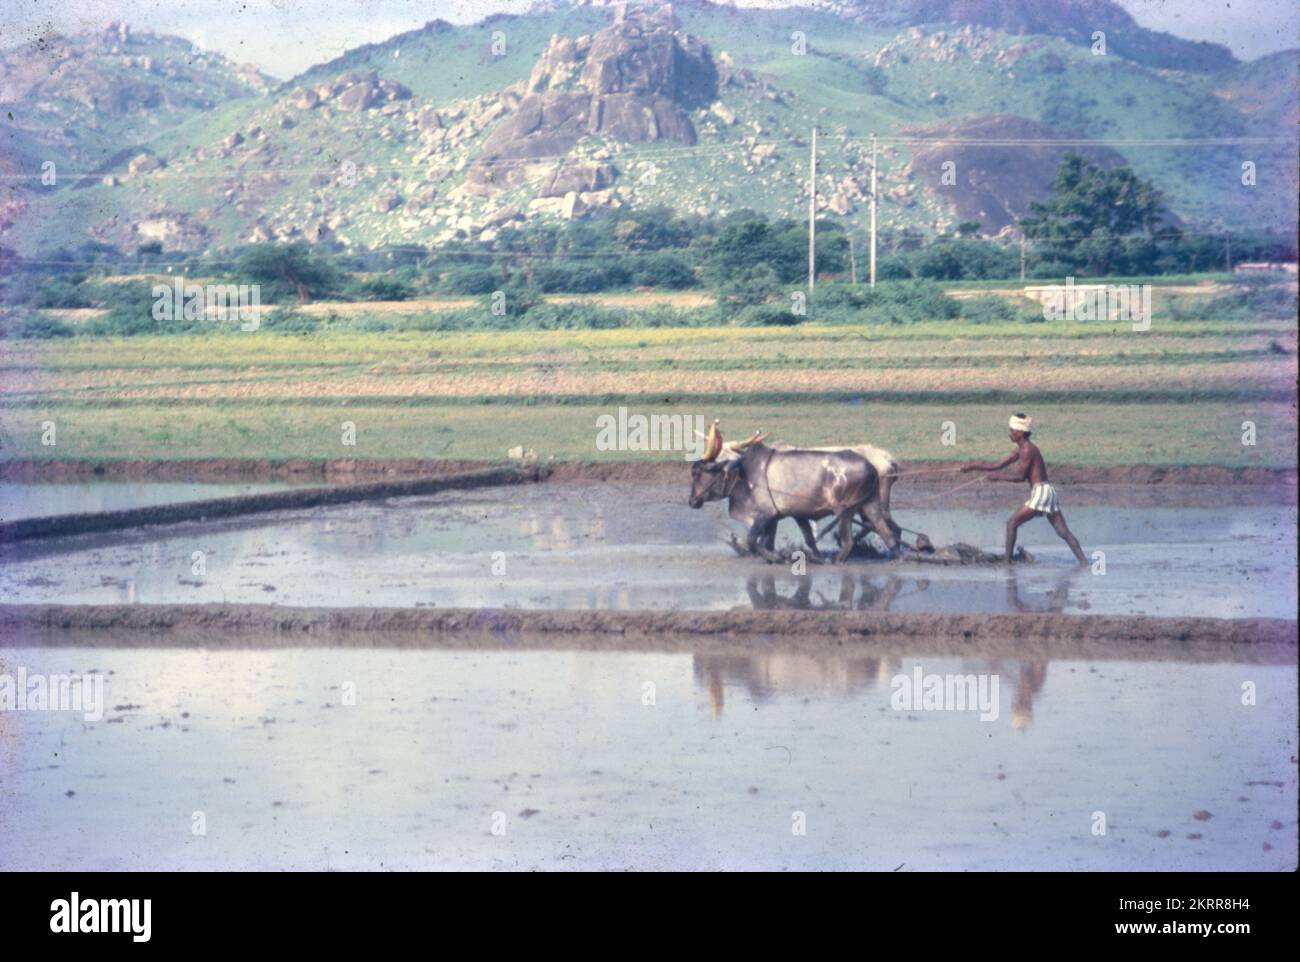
[1048,510,1088,564]
[1005,505,1039,563]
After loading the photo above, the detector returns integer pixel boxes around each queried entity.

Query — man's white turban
[1009,415,1032,432]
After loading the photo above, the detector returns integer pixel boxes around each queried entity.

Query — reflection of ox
[688,432,899,563]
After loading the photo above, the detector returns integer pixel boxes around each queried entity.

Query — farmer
[961,414,1088,565]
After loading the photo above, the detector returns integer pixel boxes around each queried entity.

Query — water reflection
[694,637,1054,729]
[695,651,899,717]
[1005,569,1077,613]
[740,568,1078,614]
[743,572,915,610]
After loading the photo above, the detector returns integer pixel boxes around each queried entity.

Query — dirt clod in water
[909,543,1034,565]
[725,534,1029,566]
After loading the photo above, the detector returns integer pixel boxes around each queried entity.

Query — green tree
[1019,154,1167,274]
[236,242,342,304]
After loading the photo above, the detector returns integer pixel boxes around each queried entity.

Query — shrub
[1167,282,1297,322]
[878,279,962,320]
[631,254,696,289]
[515,302,624,330]
[715,264,782,306]
[533,263,608,293]
[440,266,501,295]
[960,295,1021,324]
[735,304,800,326]
[349,276,416,301]
[259,306,321,333]
[0,312,75,339]
[32,277,93,309]
[84,284,208,336]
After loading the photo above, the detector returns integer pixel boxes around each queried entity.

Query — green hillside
[5,1,1296,255]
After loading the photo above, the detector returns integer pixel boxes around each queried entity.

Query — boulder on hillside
[337,82,376,112]
[467,3,715,192]
[127,154,164,174]
[541,162,618,197]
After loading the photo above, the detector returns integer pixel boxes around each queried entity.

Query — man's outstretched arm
[961,452,1019,474]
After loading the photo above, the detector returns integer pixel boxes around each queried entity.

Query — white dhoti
[1025,482,1061,514]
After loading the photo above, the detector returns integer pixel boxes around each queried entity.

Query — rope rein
[890,466,970,477]
[895,473,987,504]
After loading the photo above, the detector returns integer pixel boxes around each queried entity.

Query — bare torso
[1017,441,1048,486]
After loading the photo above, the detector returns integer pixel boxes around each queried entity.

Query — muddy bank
[0,457,510,483]
[1,457,1294,487]
[2,618,1293,664]
[1,603,1294,646]
[0,466,540,543]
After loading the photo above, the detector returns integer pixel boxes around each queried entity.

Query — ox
[688,432,899,563]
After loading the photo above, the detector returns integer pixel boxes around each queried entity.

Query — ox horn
[701,420,722,462]
[730,430,768,452]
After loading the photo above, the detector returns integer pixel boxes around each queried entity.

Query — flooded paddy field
[0,481,311,522]
[0,632,1293,871]
[1,481,1294,620]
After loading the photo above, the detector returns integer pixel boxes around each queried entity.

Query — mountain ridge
[2,1,1294,254]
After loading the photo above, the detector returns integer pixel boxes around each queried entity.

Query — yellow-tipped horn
[702,420,722,462]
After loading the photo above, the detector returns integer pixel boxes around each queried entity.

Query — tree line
[2,155,1294,312]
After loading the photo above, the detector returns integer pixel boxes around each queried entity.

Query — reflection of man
[1005,569,1075,613]
[707,669,724,719]
[1011,661,1049,731]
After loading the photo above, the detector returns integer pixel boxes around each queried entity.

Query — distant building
[1233,262,1298,275]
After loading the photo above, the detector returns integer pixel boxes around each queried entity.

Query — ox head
[687,424,766,508]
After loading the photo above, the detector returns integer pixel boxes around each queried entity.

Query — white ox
[710,433,906,552]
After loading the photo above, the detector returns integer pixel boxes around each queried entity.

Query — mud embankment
[0,458,1294,487]
[0,603,1294,648]
[0,458,507,483]
[0,466,541,544]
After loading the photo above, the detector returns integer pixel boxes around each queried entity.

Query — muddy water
[1,482,1294,619]
[0,637,1293,871]
[0,481,309,522]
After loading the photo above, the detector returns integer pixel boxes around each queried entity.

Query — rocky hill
[779,0,1239,71]
[2,0,1294,254]
[1,21,270,173]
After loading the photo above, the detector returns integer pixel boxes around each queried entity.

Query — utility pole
[848,235,857,285]
[1019,235,1026,281]
[869,133,878,289]
[1224,234,1232,273]
[808,127,817,294]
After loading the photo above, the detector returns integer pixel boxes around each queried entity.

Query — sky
[2,0,1297,80]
